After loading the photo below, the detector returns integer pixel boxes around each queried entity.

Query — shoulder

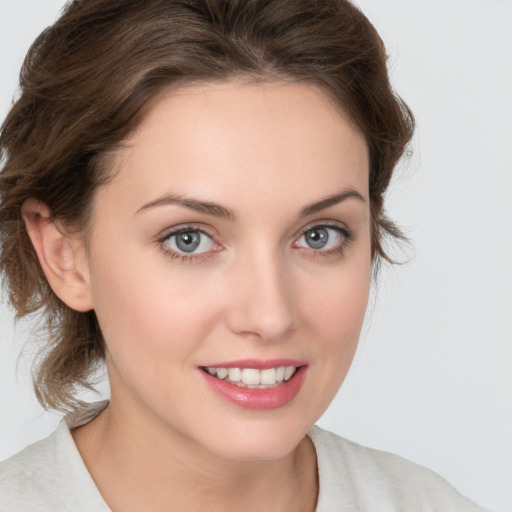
[0,426,67,511]
[308,426,492,512]
[0,402,110,511]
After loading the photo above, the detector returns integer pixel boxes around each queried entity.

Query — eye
[163,228,215,254]
[294,225,348,251]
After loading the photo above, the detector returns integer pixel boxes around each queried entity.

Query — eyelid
[293,220,351,240]
[157,223,218,243]
[292,220,355,255]
[157,223,223,262]
[156,220,354,263]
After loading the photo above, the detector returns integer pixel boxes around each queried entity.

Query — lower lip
[199,366,307,410]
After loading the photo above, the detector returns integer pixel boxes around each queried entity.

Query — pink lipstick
[198,359,308,410]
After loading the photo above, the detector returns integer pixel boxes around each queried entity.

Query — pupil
[176,231,200,252]
[306,228,328,249]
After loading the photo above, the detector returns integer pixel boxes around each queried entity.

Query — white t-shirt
[0,402,491,511]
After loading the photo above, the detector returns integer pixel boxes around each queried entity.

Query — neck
[72,398,318,512]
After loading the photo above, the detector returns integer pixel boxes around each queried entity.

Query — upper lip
[200,359,307,370]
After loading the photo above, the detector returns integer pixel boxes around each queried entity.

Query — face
[82,81,371,461]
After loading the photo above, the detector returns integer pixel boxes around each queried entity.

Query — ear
[22,198,93,312]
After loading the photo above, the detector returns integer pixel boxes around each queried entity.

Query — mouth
[201,365,299,389]
[198,361,308,409]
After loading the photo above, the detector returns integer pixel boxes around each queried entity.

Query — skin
[25,81,372,511]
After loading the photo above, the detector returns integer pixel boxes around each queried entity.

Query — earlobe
[22,198,93,312]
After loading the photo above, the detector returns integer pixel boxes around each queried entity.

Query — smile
[203,366,298,388]
[199,362,307,410]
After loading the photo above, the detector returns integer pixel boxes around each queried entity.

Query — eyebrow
[299,189,366,217]
[135,188,365,220]
[135,194,236,220]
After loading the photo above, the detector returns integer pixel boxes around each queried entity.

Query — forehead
[99,80,369,216]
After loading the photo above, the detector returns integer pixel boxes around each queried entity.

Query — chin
[193,413,315,462]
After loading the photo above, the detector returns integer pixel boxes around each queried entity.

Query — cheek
[288,255,371,423]
[90,264,226,413]
[299,252,371,398]
[88,247,221,368]
[303,258,371,341]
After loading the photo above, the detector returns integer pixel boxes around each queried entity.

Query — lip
[198,363,308,410]
[201,358,308,370]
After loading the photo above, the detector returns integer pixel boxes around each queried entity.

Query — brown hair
[0,0,414,412]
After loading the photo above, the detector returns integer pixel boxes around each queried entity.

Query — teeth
[205,365,298,387]
[216,368,228,379]
[241,368,260,385]
[227,368,242,382]
[284,366,295,381]
[260,368,277,385]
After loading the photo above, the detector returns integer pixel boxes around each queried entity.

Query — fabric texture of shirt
[0,401,491,511]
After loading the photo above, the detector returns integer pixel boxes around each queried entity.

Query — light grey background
[1,1,511,511]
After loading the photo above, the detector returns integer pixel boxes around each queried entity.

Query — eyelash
[158,224,219,263]
[157,222,354,263]
[294,223,354,260]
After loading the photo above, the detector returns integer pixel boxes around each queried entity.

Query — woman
[0,0,493,510]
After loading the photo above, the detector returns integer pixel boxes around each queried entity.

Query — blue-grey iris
[305,228,329,249]
[176,231,201,252]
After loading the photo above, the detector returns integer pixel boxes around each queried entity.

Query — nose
[225,250,297,342]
